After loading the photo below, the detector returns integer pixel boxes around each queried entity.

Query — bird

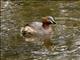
[21,16,56,50]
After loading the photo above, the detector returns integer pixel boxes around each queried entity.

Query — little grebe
[21,16,56,49]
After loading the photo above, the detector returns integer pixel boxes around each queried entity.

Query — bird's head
[42,16,56,24]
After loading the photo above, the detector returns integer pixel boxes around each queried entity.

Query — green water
[1,0,80,60]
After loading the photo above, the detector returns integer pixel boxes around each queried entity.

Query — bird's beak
[52,17,56,24]
[50,19,56,24]
[53,21,56,24]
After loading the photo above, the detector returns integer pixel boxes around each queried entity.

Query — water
[1,1,80,60]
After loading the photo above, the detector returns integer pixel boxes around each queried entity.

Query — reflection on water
[1,1,80,60]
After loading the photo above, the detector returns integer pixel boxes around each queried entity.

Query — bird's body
[21,22,53,40]
[21,16,56,49]
[30,22,53,37]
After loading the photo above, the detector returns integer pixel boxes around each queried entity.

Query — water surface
[1,1,80,60]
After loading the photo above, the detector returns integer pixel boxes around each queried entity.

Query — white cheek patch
[49,20,53,23]
[48,16,56,23]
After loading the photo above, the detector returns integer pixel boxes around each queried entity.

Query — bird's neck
[42,22,50,29]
